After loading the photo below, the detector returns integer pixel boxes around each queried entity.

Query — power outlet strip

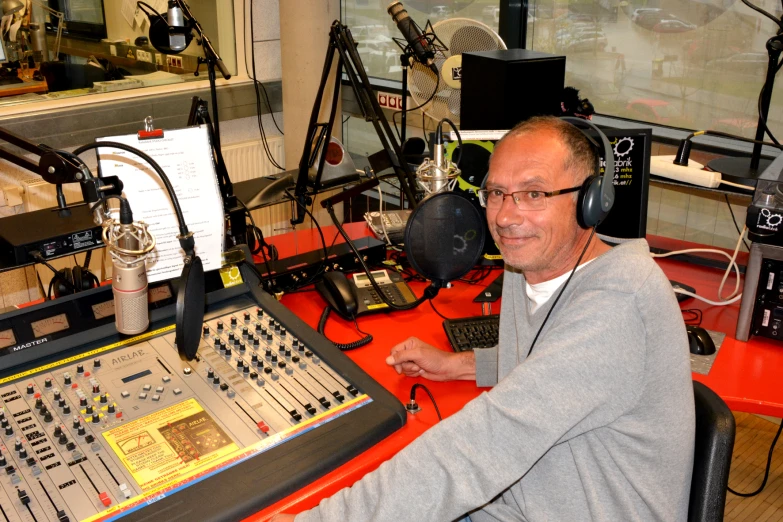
[136,50,152,62]
[166,55,183,68]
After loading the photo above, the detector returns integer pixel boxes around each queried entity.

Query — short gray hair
[492,116,597,184]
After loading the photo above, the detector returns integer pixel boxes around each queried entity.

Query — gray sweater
[296,239,695,522]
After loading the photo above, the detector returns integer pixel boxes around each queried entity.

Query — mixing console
[0,259,405,521]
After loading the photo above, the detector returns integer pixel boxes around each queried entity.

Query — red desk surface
[243,225,782,519]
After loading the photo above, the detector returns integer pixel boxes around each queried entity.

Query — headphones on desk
[480,117,615,229]
[50,264,99,299]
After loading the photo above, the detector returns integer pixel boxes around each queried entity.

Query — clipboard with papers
[95,122,225,283]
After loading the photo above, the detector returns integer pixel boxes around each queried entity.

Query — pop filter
[404,191,485,287]
[176,255,205,360]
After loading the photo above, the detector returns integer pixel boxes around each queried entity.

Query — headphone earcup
[73,265,84,291]
[54,267,74,298]
[578,175,611,229]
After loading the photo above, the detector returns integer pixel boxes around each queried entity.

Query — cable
[728,418,783,497]
[376,184,392,246]
[741,0,782,28]
[725,194,751,251]
[437,117,462,167]
[429,299,452,320]
[317,307,373,350]
[527,227,596,358]
[720,180,755,191]
[407,383,442,420]
[682,309,703,326]
[247,0,285,171]
[651,228,746,305]
[392,74,440,141]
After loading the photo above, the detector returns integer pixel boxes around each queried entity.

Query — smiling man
[272,116,694,521]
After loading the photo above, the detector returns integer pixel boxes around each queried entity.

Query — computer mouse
[686,325,716,356]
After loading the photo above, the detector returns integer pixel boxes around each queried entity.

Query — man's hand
[269,514,295,522]
[386,337,476,381]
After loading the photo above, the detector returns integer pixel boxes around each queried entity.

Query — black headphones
[560,117,615,229]
[480,117,615,229]
[246,224,279,262]
[51,264,99,299]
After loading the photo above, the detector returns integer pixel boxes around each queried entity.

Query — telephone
[316,269,418,320]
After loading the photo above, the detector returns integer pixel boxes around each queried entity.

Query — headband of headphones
[560,117,615,217]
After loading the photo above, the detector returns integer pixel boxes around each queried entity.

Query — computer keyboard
[443,314,500,352]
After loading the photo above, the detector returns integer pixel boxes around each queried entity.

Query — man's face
[485,131,583,282]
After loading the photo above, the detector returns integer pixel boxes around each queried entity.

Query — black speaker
[460,49,566,131]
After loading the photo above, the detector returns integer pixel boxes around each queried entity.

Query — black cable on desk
[408,383,442,421]
[317,307,373,351]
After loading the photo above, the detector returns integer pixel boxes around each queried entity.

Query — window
[342,0,501,81]
[526,0,782,136]
[0,0,236,107]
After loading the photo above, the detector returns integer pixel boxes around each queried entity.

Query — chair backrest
[688,381,735,522]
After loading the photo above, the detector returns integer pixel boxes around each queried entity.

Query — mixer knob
[280,328,286,337]
[0,419,7,428]
[92,384,100,394]
[34,398,43,410]
[76,364,84,374]
[108,404,116,413]
[256,308,263,318]
[100,394,108,404]
[242,326,249,337]
[224,348,231,357]
[93,359,101,368]
[251,354,259,364]
[268,318,274,326]
[212,376,220,385]
[26,384,34,395]
[217,321,224,330]
[43,411,53,423]
[230,316,237,326]
[213,336,221,346]
[265,333,273,342]
[73,417,81,428]
[278,343,286,353]
[244,312,251,322]
[92,413,100,424]
[243,366,250,374]
[18,448,26,459]
[203,325,210,336]
[80,397,87,407]
[285,349,292,357]
[252,337,260,347]
[0,410,5,420]
[78,426,86,435]
[14,438,22,451]
[207,368,214,379]
[4,426,12,436]
[265,348,272,357]
[58,433,68,445]
[44,378,52,388]
[85,405,93,415]
[0,455,5,466]
[53,426,62,437]
[63,374,71,385]
[237,343,245,352]
[63,405,70,414]
[236,360,244,369]
[53,390,61,401]
[228,332,235,342]
[255,323,263,332]
[271,354,278,363]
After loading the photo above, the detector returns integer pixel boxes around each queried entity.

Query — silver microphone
[167,0,188,52]
[103,220,156,335]
[416,134,460,194]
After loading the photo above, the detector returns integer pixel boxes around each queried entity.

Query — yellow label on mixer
[103,398,238,491]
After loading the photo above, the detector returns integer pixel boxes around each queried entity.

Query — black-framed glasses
[477,186,582,211]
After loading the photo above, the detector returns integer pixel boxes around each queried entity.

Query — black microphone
[166,0,188,52]
[387,1,438,73]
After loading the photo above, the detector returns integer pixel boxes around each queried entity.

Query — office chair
[688,381,735,522]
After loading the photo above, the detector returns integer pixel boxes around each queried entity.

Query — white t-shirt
[525,259,595,314]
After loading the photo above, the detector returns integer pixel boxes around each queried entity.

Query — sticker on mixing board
[103,398,237,491]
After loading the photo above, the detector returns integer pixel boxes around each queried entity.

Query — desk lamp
[1,0,63,61]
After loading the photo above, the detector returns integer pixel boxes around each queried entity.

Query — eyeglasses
[477,186,582,211]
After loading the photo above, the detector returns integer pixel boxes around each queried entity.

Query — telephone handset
[315,269,418,320]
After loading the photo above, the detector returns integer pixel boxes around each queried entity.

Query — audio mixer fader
[0,259,405,521]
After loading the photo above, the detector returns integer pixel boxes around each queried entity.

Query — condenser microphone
[103,205,156,336]
[166,0,188,52]
[387,1,438,73]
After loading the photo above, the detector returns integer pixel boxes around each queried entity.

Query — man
[273,116,694,521]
